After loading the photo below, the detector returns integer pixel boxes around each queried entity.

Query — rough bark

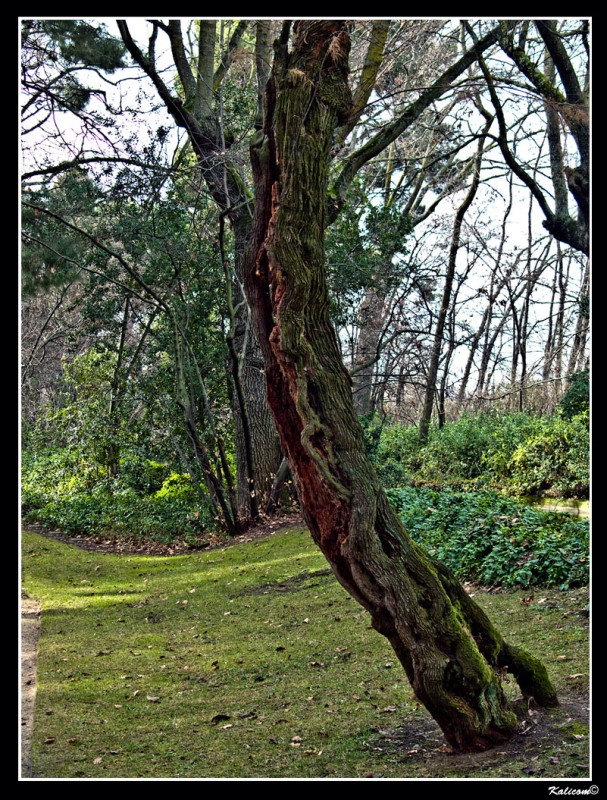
[245,20,556,753]
[231,219,283,514]
[351,288,388,416]
[265,455,292,515]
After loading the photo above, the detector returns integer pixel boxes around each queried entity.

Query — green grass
[22,527,590,779]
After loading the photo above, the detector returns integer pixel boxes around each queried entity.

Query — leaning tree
[244,20,557,753]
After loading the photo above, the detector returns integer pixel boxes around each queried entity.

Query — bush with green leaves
[373,421,422,486]
[387,487,589,589]
[559,369,589,419]
[21,445,214,544]
[118,456,171,496]
[508,412,589,498]
[22,489,215,545]
[372,411,589,499]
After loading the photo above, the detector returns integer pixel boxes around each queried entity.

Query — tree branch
[21,155,174,182]
[328,23,501,221]
[167,20,196,101]
[23,202,171,312]
[214,20,248,91]
[335,20,390,146]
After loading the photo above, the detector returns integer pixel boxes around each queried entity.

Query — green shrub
[508,412,589,498]
[21,448,103,498]
[22,490,214,544]
[559,369,589,419]
[480,412,540,479]
[387,487,589,589]
[374,422,423,486]
[118,455,170,495]
[371,412,589,498]
[418,415,495,482]
[155,471,198,501]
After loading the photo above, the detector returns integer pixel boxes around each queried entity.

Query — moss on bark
[244,20,557,752]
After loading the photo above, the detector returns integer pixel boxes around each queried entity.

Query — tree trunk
[244,20,556,753]
[118,20,282,520]
[351,288,387,416]
[419,121,489,441]
[231,219,283,514]
[265,455,292,514]
[566,261,589,377]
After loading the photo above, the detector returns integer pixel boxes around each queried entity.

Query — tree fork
[244,20,557,752]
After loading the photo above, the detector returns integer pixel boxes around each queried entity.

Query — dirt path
[21,593,41,779]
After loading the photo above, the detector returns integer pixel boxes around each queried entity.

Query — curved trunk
[244,21,556,753]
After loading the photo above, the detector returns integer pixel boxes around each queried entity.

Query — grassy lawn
[21,526,590,779]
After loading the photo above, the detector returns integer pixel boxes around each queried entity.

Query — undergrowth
[388,487,589,589]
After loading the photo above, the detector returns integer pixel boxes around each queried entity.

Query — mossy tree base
[244,20,557,753]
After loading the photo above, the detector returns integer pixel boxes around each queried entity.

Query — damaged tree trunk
[244,20,557,753]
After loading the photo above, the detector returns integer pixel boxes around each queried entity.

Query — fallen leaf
[291,735,303,743]
[133,690,140,696]
[221,724,233,729]
[556,655,570,661]
[520,595,534,605]
[303,618,309,624]
[146,695,160,702]
[93,757,103,764]
[211,713,231,725]
[211,660,219,670]
[384,662,393,668]
[67,738,77,744]
[95,650,112,656]
[43,738,56,745]
[381,705,398,713]
[567,673,584,679]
